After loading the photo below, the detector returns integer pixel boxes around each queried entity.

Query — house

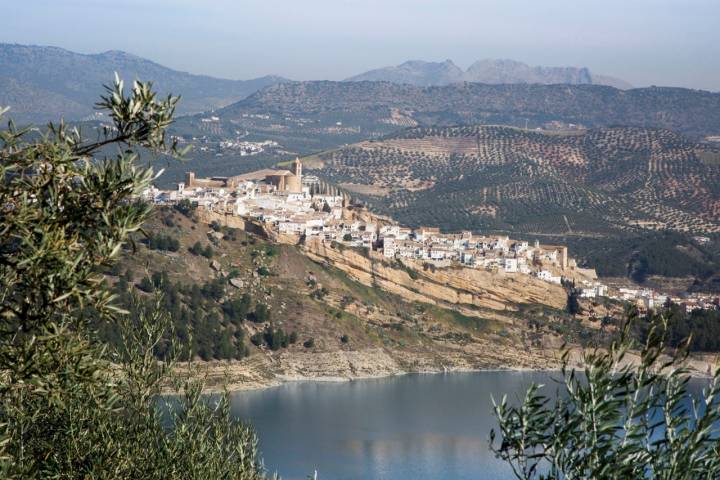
[537,270,562,284]
[461,252,475,266]
[380,225,400,239]
[503,258,518,273]
[414,226,441,242]
[383,237,396,258]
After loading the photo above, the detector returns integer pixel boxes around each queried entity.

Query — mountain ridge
[220,80,720,137]
[0,43,289,123]
[345,58,632,89]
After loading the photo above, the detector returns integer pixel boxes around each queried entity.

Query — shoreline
[170,348,717,395]
[172,361,560,395]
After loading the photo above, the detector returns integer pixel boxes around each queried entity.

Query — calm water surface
[229,371,556,480]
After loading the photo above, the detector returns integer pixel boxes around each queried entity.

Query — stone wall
[196,208,269,239]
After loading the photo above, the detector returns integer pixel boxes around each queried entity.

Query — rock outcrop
[303,239,567,314]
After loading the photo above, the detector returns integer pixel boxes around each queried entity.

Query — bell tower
[185,172,195,188]
[294,157,302,179]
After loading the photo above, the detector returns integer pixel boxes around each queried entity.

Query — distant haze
[2,0,719,91]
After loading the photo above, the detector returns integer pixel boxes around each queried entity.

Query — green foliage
[94,272,250,361]
[174,198,197,218]
[491,312,720,479]
[635,301,720,352]
[146,232,180,252]
[249,325,296,351]
[0,78,271,478]
[264,327,291,350]
[566,291,581,316]
[562,232,720,282]
[248,303,270,323]
[137,276,156,293]
[189,241,213,259]
[222,293,252,322]
[189,241,203,255]
[310,287,329,300]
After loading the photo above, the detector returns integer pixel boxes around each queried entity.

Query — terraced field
[309,125,720,236]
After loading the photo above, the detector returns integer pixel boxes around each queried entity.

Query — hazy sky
[2,0,719,90]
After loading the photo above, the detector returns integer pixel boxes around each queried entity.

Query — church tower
[294,157,302,180]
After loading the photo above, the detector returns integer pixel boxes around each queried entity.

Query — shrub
[189,241,203,256]
[222,294,252,322]
[248,304,270,323]
[137,276,156,293]
[310,287,329,300]
[0,78,268,478]
[174,198,197,218]
[264,327,289,351]
[491,312,720,479]
[146,232,180,252]
[250,332,264,347]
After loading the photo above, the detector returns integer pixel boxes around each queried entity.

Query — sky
[2,0,719,90]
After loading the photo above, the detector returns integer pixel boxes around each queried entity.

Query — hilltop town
[144,160,720,314]
[145,160,605,293]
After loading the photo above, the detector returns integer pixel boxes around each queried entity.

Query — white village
[144,159,717,313]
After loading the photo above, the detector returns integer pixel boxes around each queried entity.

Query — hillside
[304,125,720,280]
[209,81,720,139]
[100,205,625,389]
[161,80,720,188]
[0,44,288,123]
[346,58,632,89]
[310,125,720,233]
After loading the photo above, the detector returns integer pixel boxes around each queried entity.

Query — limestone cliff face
[303,239,566,314]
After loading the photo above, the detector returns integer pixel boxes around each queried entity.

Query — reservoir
[229,371,554,480]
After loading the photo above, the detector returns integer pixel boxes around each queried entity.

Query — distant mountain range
[345,59,632,89]
[0,44,288,124]
[219,81,720,138]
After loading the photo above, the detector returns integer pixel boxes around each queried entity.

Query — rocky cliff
[302,239,567,314]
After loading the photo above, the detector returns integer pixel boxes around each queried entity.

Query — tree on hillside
[0,77,272,478]
[566,290,581,316]
[491,312,720,479]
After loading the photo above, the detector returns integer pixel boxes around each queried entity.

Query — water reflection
[229,371,553,480]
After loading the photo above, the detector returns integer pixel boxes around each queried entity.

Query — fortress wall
[196,207,270,239]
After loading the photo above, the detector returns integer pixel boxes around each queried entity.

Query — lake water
[229,371,556,480]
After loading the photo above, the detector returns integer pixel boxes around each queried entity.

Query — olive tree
[491,312,720,479]
[0,77,271,479]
